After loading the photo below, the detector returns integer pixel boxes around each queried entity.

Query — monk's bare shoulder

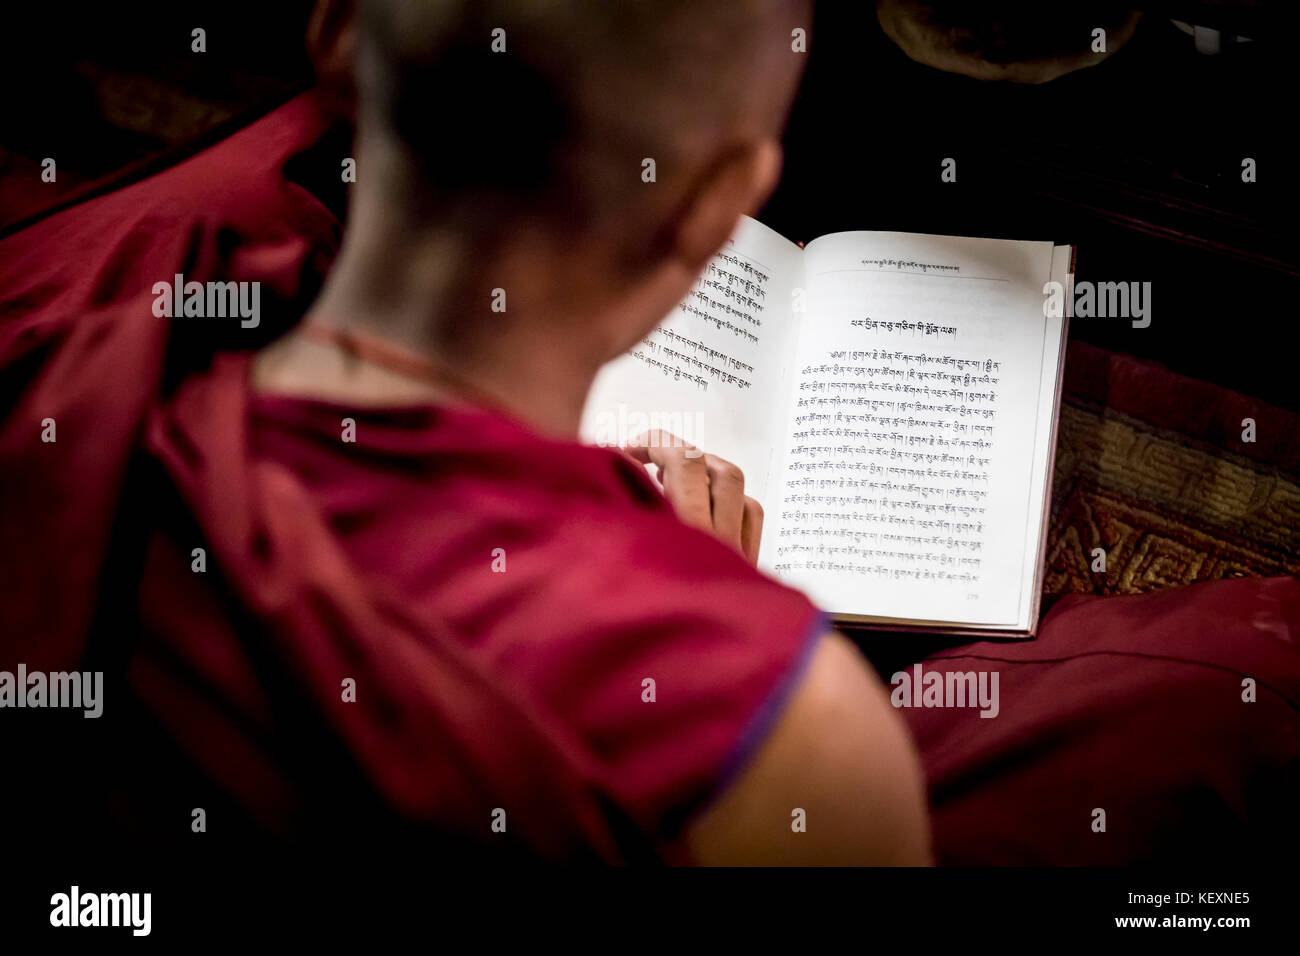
[683,631,932,865]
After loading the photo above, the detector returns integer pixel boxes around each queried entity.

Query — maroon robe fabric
[0,93,822,861]
[1,91,343,675]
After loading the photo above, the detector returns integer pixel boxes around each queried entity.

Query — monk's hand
[623,430,763,564]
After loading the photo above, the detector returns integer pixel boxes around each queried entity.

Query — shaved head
[356,0,808,255]
[261,1,812,443]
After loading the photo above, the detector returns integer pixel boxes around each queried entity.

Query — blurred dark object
[877,1,1144,83]
[875,2,1292,83]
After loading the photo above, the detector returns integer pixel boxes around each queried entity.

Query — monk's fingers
[660,455,713,534]
[741,496,764,564]
[618,446,662,484]
[702,453,746,549]
[622,433,755,557]
[623,430,698,472]
[624,431,712,532]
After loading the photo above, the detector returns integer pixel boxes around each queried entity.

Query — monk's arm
[682,631,932,865]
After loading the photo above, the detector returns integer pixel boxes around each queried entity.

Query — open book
[582,216,1073,637]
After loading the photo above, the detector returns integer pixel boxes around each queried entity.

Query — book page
[581,216,803,517]
[1012,244,1071,631]
[767,231,1061,628]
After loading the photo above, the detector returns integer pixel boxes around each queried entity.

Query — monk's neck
[252,278,604,439]
[254,210,626,436]
[252,320,597,440]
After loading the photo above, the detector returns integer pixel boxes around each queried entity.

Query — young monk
[248,0,932,864]
[1,0,930,864]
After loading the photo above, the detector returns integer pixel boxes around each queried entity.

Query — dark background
[1,1,1296,410]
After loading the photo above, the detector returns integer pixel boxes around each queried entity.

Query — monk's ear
[668,140,783,273]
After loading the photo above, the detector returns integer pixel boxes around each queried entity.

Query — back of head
[355,0,807,260]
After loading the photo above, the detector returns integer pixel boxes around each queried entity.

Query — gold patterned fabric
[1047,400,1300,597]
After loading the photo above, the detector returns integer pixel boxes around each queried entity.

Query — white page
[767,231,1059,627]
[1008,243,1070,631]
[581,216,803,520]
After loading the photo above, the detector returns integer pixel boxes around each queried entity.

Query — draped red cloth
[0,93,822,861]
[1,92,342,676]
